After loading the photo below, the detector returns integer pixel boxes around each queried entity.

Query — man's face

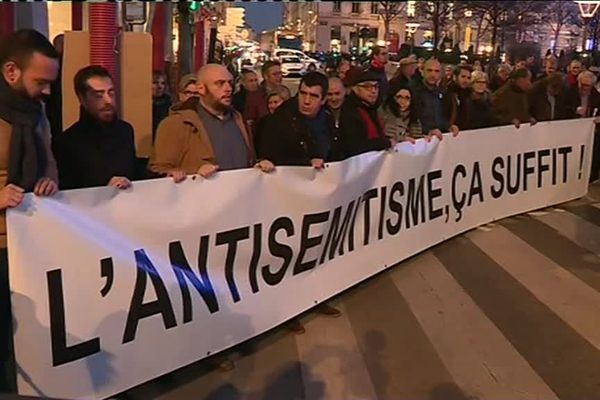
[2,52,59,101]
[402,63,417,77]
[327,80,345,110]
[198,67,234,111]
[152,76,166,98]
[546,62,556,75]
[242,72,259,92]
[515,75,532,91]
[298,83,325,118]
[265,65,282,87]
[516,60,527,70]
[455,68,472,89]
[80,76,116,123]
[579,76,594,95]
[424,60,441,86]
[570,62,582,76]
[353,80,379,105]
[179,83,199,103]
[375,49,388,65]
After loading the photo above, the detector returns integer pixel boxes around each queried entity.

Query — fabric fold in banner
[7,119,594,399]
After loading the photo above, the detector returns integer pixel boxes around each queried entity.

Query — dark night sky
[235,1,283,32]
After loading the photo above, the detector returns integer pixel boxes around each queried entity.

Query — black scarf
[0,77,46,192]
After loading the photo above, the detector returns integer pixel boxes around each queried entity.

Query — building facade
[284,1,585,56]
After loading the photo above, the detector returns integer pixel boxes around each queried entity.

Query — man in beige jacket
[149,64,256,181]
[0,29,60,393]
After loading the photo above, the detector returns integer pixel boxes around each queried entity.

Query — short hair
[547,72,565,88]
[372,46,386,56]
[546,56,558,66]
[497,64,512,74]
[299,71,329,98]
[152,70,167,81]
[471,70,488,84]
[241,69,257,76]
[515,56,527,63]
[510,68,531,80]
[261,60,281,76]
[578,70,597,84]
[571,59,582,66]
[0,29,58,68]
[266,91,284,102]
[453,64,473,77]
[74,65,112,98]
[328,76,344,91]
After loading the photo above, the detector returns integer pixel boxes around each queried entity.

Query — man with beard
[0,29,60,392]
[444,64,473,130]
[53,66,139,190]
[149,64,254,180]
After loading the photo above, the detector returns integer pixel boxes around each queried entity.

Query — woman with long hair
[379,82,423,144]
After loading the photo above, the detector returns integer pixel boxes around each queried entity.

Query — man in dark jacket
[565,70,600,118]
[152,70,172,143]
[528,73,572,122]
[389,55,418,87]
[257,72,343,333]
[339,69,393,157]
[491,68,536,128]
[259,72,343,168]
[368,46,390,103]
[411,58,459,137]
[54,66,138,190]
[232,69,258,114]
[444,64,473,130]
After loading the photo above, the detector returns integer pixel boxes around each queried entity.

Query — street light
[574,1,600,51]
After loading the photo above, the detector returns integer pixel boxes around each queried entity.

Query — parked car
[280,56,306,77]
[273,48,324,71]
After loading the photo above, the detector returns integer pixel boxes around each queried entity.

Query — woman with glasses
[379,82,423,144]
[470,70,495,129]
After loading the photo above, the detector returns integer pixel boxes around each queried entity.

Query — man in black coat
[338,69,393,158]
[53,66,139,190]
[258,71,343,168]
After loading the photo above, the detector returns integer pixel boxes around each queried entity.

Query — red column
[88,3,118,82]
[151,2,166,72]
[194,18,205,71]
[72,2,83,31]
[0,3,14,38]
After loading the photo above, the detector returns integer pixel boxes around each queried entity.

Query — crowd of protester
[2,28,600,389]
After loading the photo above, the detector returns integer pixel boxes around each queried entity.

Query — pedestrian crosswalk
[125,186,600,400]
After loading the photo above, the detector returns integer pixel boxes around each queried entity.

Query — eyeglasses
[357,83,380,91]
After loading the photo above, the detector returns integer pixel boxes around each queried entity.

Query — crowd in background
[2,28,600,390]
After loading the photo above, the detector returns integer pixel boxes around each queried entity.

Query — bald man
[149,64,255,180]
[327,77,345,127]
[410,58,458,137]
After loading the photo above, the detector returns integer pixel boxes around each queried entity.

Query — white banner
[7,119,594,399]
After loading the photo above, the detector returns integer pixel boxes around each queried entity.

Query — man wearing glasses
[368,46,390,103]
[339,69,392,157]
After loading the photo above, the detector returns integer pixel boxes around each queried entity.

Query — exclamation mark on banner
[579,144,585,180]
